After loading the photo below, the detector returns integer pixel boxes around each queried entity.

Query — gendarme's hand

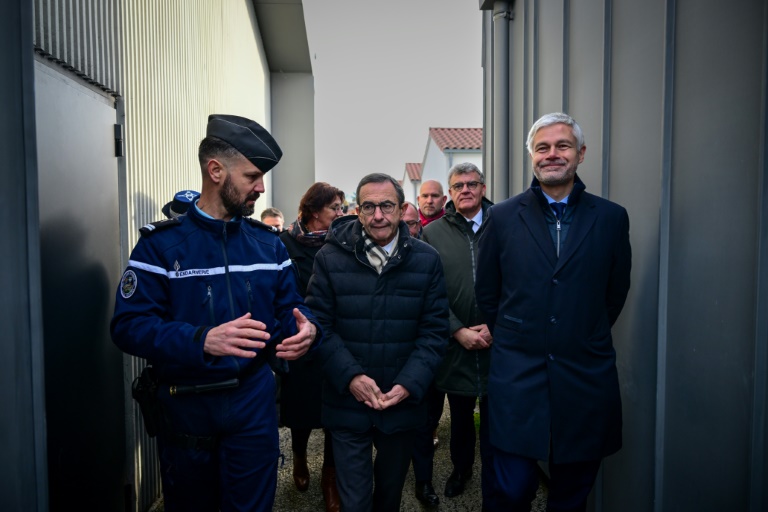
[275,308,317,360]
[203,313,270,357]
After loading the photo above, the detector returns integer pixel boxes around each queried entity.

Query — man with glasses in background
[420,162,495,508]
[402,201,422,238]
[306,173,449,512]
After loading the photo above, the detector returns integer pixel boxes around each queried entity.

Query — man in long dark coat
[475,112,631,512]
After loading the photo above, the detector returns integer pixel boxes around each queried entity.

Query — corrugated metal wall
[121,0,272,251]
[120,2,273,510]
[32,0,122,96]
[480,1,768,511]
[32,1,276,510]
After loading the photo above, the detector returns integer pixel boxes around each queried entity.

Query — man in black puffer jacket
[306,173,449,512]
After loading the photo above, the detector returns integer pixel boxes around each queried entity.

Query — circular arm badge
[120,270,138,299]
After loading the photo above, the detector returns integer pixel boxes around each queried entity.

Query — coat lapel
[554,194,598,275]
[519,191,558,268]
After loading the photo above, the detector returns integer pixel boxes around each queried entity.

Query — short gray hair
[526,112,585,154]
[448,162,484,184]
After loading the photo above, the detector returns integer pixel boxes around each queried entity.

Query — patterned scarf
[362,228,399,274]
[287,218,327,248]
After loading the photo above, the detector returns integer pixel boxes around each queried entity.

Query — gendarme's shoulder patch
[120,270,138,299]
[244,217,278,234]
[139,217,181,236]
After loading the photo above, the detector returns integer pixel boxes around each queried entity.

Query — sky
[302,0,484,198]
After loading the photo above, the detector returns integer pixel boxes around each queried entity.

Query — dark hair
[299,182,345,221]
[260,207,283,221]
[198,136,242,167]
[355,173,405,206]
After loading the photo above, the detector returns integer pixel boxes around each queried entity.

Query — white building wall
[420,138,483,197]
[420,138,449,195]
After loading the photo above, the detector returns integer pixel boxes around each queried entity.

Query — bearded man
[111,114,320,512]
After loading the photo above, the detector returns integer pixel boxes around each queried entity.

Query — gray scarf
[362,228,399,274]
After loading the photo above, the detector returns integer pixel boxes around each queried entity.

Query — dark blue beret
[206,114,283,172]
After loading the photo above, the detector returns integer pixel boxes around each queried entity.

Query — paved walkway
[273,398,547,511]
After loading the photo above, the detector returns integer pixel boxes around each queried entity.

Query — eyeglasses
[405,220,420,227]
[326,204,344,212]
[450,181,483,192]
[359,201,397,216]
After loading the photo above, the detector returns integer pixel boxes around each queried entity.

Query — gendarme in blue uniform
[112,204,315,512]
[111,204,308,383]
[110,114,318,512]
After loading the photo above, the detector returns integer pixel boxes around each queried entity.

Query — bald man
[418,180,447,227]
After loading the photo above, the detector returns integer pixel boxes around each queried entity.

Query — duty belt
[168,342,274,396]
[164,344,275,450]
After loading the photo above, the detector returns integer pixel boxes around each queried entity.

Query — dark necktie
[551,202,566,220]
[465,218,475,233]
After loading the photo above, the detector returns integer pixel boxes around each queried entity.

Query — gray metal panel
[604,1,668,511]
[0,1,48,510]
[35,58,126,511]
[253,0,312,73]
[662,1,763,509]
[752,8,768,507]
[270,72,316,216]
[534,0,565,116]
[481,0,768,510]
[565,0,605,197]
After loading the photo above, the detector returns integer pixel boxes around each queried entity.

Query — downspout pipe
[492,1,511,202]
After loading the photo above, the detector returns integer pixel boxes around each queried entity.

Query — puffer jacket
[421,198,493,397]
[305,215,449,434]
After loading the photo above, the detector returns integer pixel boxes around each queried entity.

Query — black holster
[131,365,163,437]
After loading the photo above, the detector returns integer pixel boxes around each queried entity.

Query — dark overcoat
[474,176,631,463]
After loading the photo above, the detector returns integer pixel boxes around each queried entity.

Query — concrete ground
[273,398,547,511]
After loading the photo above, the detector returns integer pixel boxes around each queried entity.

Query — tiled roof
[405,162,422,181]
[429,127,483,151]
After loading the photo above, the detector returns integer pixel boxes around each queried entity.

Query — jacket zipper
[556,218,561,258]
[220,224,241,373]
[221,224,236,318]
[205,285,215,324]
[246,279,253,313]
[465,225,483,398]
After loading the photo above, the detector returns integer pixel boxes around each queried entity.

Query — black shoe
[415,480,440,508]
[444,468,472,498]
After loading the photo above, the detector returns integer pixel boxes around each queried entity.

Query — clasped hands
[349,374,410,410]
[203,309,316,360]
[454,323,492,350]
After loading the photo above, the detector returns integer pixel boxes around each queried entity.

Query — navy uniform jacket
[110,205,317,386]
[475,175,631,463]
